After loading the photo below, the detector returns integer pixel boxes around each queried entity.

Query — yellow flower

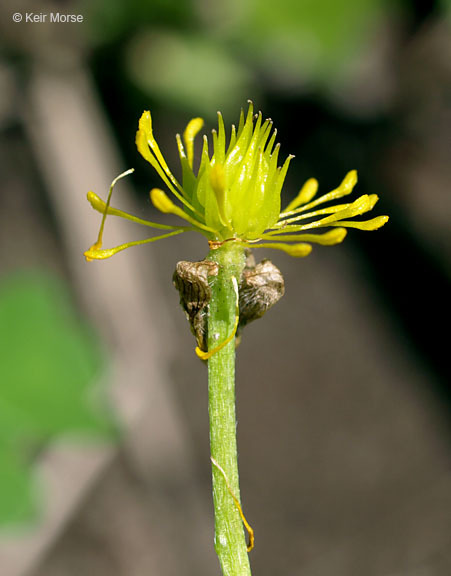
[84,102,388,261]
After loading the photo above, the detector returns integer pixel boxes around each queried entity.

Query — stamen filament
[210,457,255,552]
[327,216,389,230]
[274,201,356,227]
[196,276,239,359]
[259,228,347,245]
[267,195,372,234]
[87,191,192,231]
[137,117,204,216]
[150,188,219,236]
[195,313,239,360]
[243,242,312,257]
[279,170,357,217]
[84,229,186,261]
[91,168,134,251]
[138,111,187,196]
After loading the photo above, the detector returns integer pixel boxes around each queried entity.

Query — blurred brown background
[0,0,450,575]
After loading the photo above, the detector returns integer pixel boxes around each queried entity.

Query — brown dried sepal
[238,253,285,332]
[173,252,285,352]
[173,260,219,352]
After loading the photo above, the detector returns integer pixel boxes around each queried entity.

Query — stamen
[278,192,379,227]
[136,113,201,213]
[270,195,373,234]
[211,456,255,553]
[259,228,347,245]
[280,170,358,217]
[84,229,186,261]
[150,189,219,235]
[195,276,239,360]
[87,191,191,231]
[274,202,354,227]
[138,111,186,192]
[327,216,389,230]
[89,168,134,254]
[310,194,371,226]
[282,178,318,214]
[183,117,204,169]
[245,242,312,257]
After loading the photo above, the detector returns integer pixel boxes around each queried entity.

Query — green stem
[207,242,251,576]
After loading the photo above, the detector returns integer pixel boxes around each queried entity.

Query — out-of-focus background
[0,0,450,575]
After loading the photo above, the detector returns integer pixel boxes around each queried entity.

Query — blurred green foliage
[126,30,254,116]
[84,0,395,119]
[83,0,193,46]
[0,273,114,526]
[202,0,391,86]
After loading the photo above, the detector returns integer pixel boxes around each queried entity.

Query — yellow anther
[87,191,107,213]
[150,188,177,214]
[340,169,358,192]
[283,178,318,213]
[183,117,204,169]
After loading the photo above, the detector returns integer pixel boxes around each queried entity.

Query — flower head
[84,102,388,261]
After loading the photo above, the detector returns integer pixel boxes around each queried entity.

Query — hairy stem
[207,242,251,576]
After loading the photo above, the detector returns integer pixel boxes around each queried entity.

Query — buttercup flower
[84,102,388,261]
